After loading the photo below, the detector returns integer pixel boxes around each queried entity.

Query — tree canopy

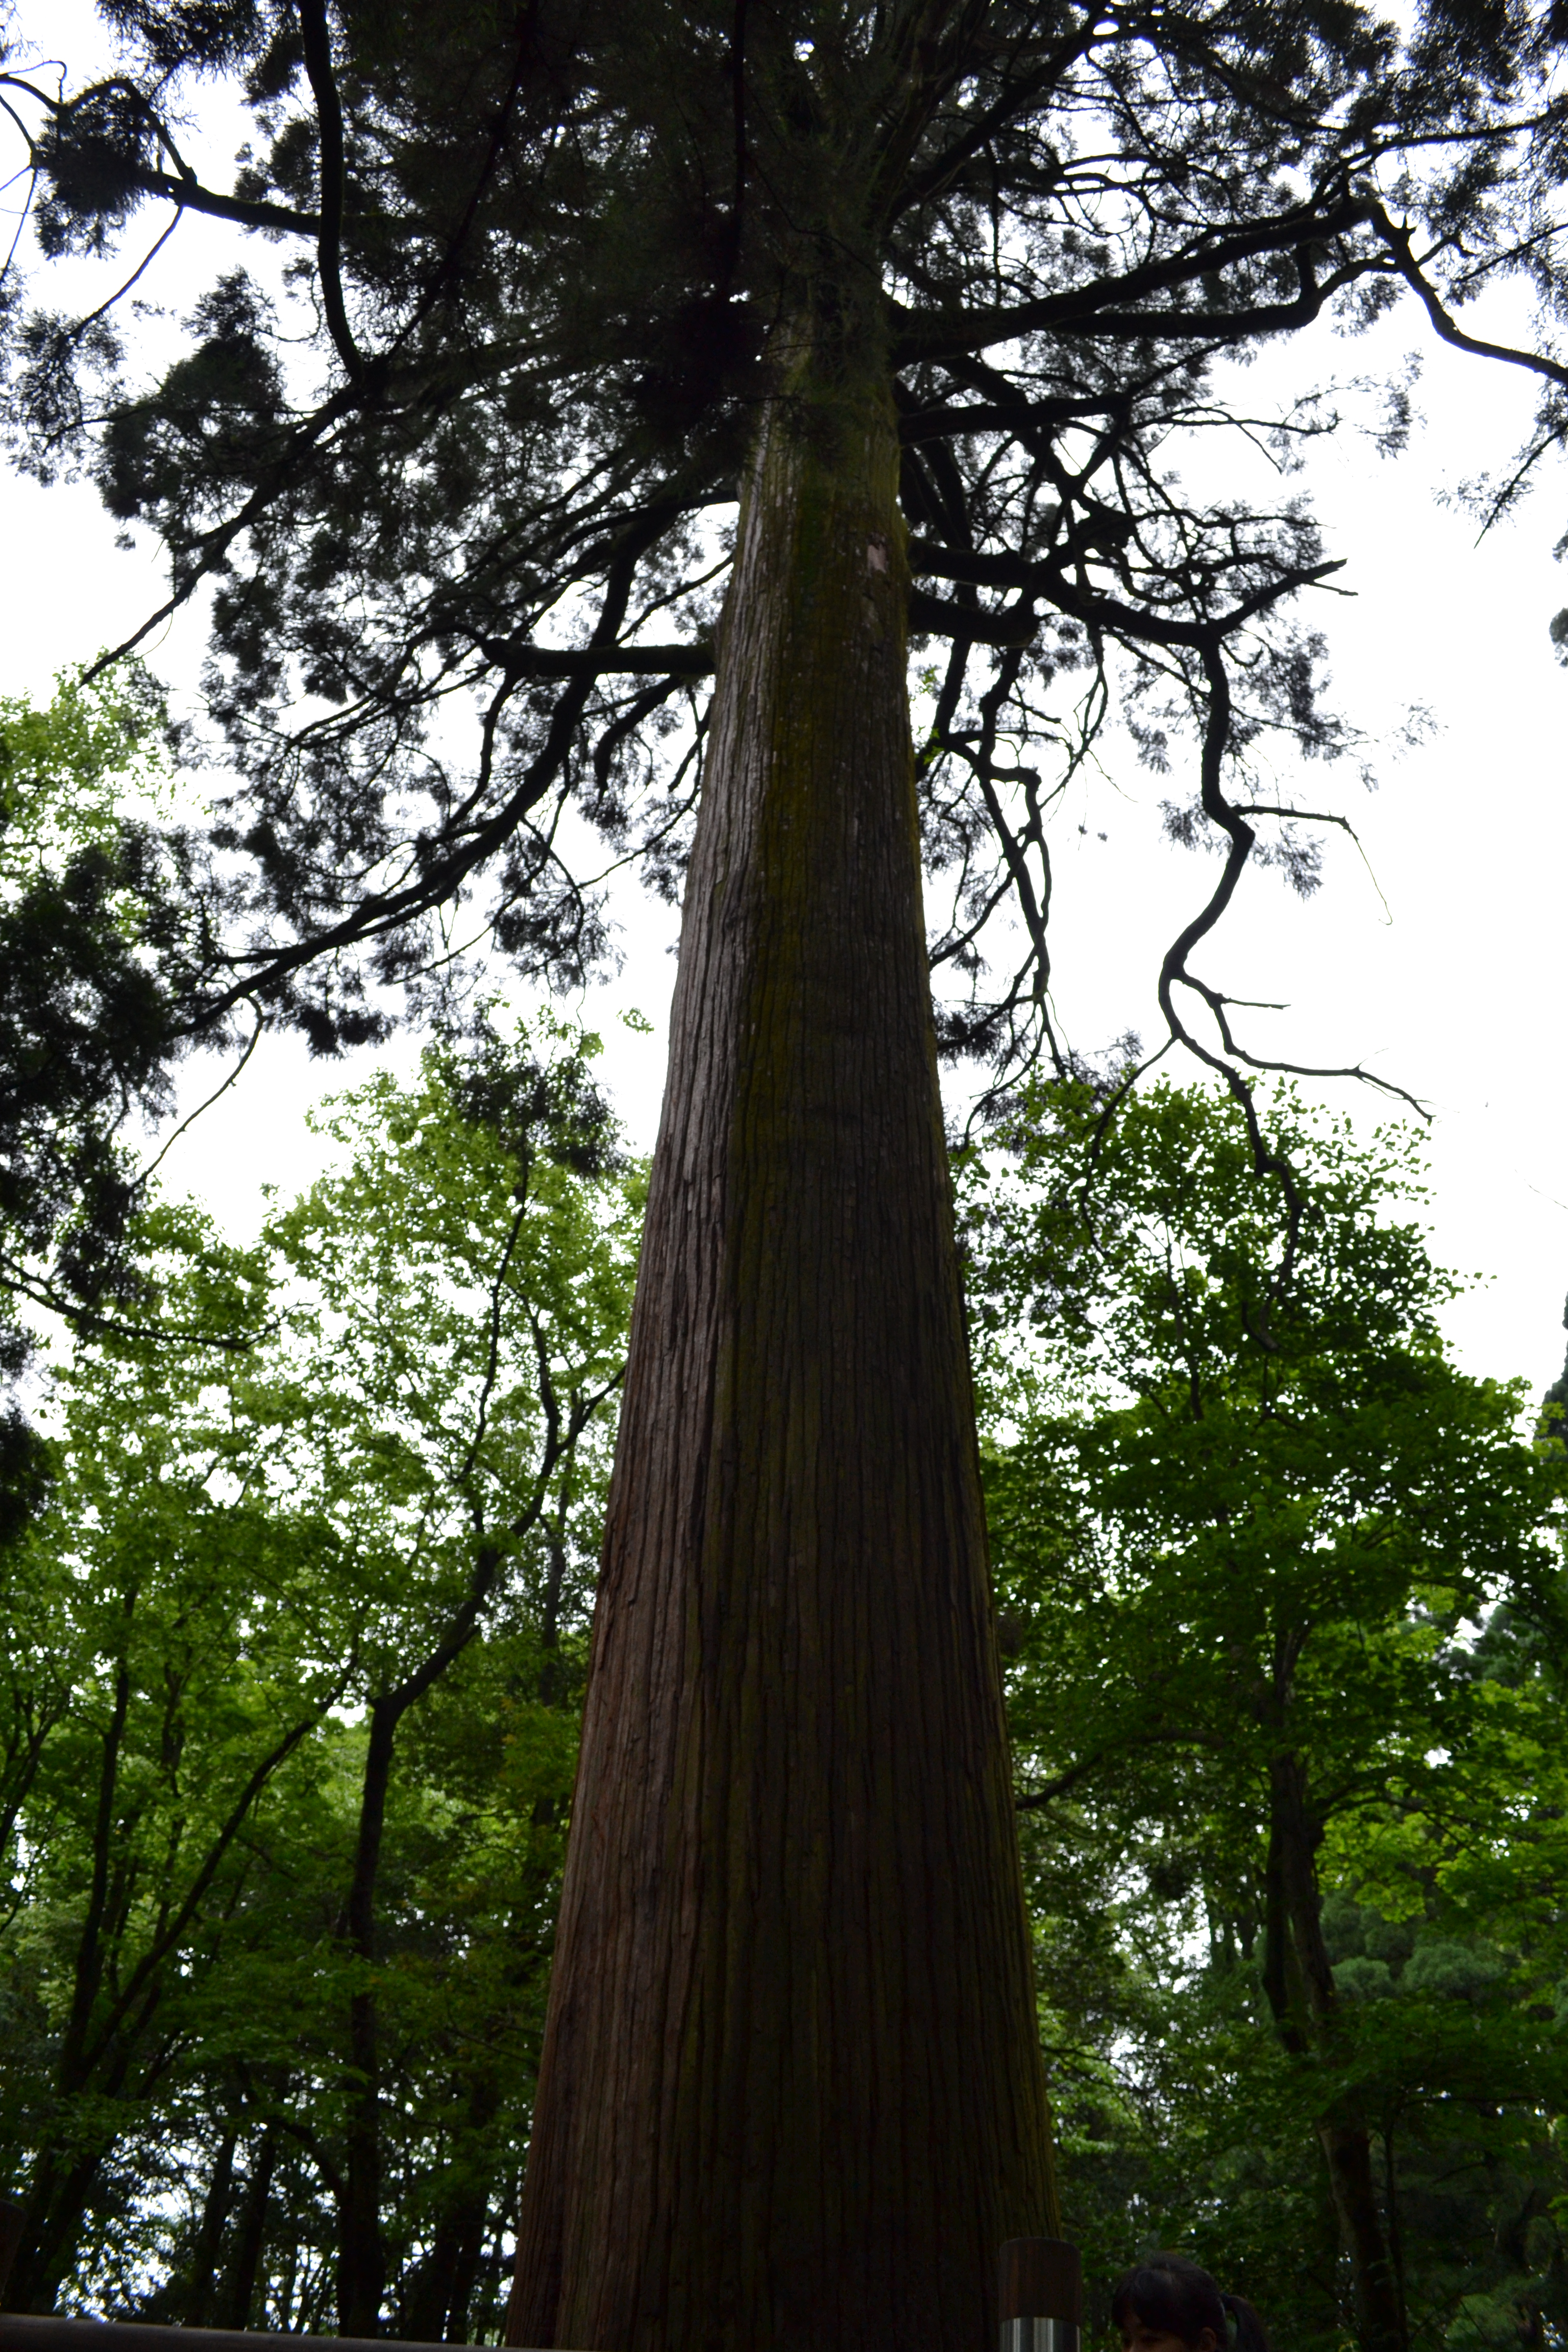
[0,0,1564,1125]
[0,1013,643,2325]
[7,1067,1566,2352]
[965,1075,1568,2352]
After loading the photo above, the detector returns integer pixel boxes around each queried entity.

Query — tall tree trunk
[509,320,1056,2352]
[442,2205,491,2346]
[7,1634,135,2310]
[0,2201,23,2307]
[404,2185,492,2347]
[1265,1754,1406,2352]
[335,1527,512,2336]
[1382,2129,1408,2347]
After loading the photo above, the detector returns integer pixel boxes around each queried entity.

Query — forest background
[2,2,1567,2350]
[1,905,1563,2351]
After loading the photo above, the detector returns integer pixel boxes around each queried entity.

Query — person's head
[1111,2254,1270,2352]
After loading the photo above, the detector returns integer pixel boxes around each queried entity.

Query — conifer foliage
[0,0,1560,1069]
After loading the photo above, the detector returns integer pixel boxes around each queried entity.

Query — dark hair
[1111,2254,1270,2352]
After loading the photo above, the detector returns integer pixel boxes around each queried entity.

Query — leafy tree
[0,665,204,1536]
[0,1016,641,2325]
[966,1078,1567,2352]
[0,1220,354,2314]
[3,8,1568,2344]
[1016,1786,1568,2352]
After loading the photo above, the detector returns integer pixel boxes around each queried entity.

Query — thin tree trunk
[403,2070,503,2345]
[338,1698,398,2337]
[183,2123,239,2325]
[0,2201,23,2307]
[218,2125,278,2330]
[509,319,1056,2352]
[335,1515,518,2335]
[1265,1754,1406,2352]
[1383,2126,1408,2346]
[8,2147,104,2312]
[443,2207,491,2346]
[1318,2125,1406,2352]
[405,2190,492,2347]
[404,2211,466,2347]
[58,1658,132,2099]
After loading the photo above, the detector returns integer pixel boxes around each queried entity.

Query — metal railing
[0,2324,518,2352]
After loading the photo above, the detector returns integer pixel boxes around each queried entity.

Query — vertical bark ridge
[510,332,1056,2352]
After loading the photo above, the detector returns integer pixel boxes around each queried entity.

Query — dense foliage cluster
[4,1057,1562,2352]
[0,667,210,1524]
[964,1081,1568,2352]
[0,1016,643,2330]
[0,0,1564,1225]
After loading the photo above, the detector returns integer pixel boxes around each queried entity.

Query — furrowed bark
[509,322,1057,2352]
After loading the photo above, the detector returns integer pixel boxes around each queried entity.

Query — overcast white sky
[3,4,1566,1400]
